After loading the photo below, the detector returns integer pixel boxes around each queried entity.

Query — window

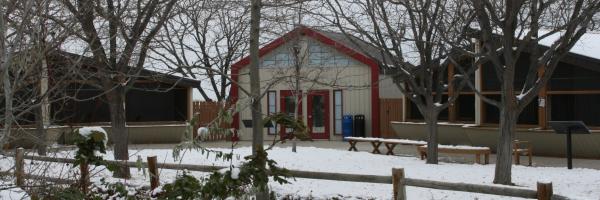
[456,94,475,122]
[550,94,600,126]
[334,90,343,134]
[261,51,293,68]
[308,40,357,67]
[267,91,277,135]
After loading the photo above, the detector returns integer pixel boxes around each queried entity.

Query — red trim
[307,90,330,139]
[230,26,381,138]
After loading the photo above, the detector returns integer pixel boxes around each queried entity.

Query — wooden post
[447,63,457,122]
[147,156,159,190]
[15,148,25,187]
[537,182,552,200]
[537,67,548,129]
[392,168,406,200]
[80,161,89,194]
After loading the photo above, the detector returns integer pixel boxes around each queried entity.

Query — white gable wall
[235,37,373,140]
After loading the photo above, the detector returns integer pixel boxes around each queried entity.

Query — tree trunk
[424,113,439,164]
[1,56,13,149]
[493,106,517,185]
[0,9,12,149]
[35,106,47,155]
[107,86,130,178]
[249,0,268,198]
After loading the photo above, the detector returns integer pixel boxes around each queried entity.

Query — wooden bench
[513,140,533,166]
[344,137,383,154]
[345,137,427,155]
[417,145,491,164]
[380,139,427,155]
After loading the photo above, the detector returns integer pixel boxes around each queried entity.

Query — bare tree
[0,0,75,154]
[56,0,177,178]
[151,0,250,102]
[325,0,475,163]
[469,0,600,185]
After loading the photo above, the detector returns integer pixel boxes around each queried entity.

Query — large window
[549,63,600,90]
[308,40,358,66]
[406,96,448,121]
[550,94,600,126]
[261,51,293,68]
[334,90,343,134]
[483,95,538,124]
[267,91,277,135]
[456,94,475,122]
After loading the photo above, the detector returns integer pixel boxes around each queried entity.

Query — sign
[548,121,590,169]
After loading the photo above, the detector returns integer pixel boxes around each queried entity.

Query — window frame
[333,90,343,135]
[267,90,277,135]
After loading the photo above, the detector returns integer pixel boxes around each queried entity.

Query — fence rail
[7,148,568,200]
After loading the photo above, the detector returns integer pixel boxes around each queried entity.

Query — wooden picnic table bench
[344,137,383,154]
[380,139,427,155]
[417,145,491,164]
[345,137,427,155]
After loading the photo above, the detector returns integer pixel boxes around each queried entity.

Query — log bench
[417,145,491,164]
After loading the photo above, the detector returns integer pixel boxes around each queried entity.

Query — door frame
[279,90,303,137]
[307,90,330,139]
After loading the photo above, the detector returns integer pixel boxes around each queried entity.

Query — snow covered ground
[1,146,599,199]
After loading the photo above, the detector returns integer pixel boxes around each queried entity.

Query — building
[395,32,600,157]
[230,26,404,140]
[6,51,200,147]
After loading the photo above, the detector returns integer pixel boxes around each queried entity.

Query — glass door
[308,90,329,139]
[280,90,302,137]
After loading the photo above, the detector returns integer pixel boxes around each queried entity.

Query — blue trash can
[342,115,353,140]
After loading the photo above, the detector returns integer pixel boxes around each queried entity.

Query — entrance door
[280,90,302,138]
[308,90,329,139]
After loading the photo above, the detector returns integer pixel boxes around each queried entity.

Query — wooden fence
[380,98,403,138]
[9,148,566,200]
[192,101,230,141]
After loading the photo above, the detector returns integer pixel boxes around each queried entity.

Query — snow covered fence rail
[8,148,568,200]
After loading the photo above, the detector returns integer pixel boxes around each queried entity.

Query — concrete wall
[6,124,187,148]
[391,121,600,158]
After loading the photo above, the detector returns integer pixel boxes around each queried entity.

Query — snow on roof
[538,31,600,60]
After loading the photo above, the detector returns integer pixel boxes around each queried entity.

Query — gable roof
[312,29,397,66]
[231,26,398,73]
[48,51,201,88]
[467,29,600,71]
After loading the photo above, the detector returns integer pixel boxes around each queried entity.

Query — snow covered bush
[161,148,290,199]
[159,172,203,199]
[74,127,111,169]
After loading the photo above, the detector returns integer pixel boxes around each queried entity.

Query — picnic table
[380,139,427,155]
[345,137,383,154]
[345,137,427,155]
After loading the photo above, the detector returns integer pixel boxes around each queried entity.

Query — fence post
[392,168,406,200]
[537,182,552,200]
[147,156,159,190]
[15,148,25,187]
[80,161,89,194]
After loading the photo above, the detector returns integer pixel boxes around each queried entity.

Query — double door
[280,90,329,139]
